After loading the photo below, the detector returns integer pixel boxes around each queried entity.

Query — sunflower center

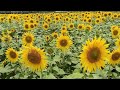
[86,27,90,30]
[87,47,101,63]
[30,20,33,23]
[10,51,17,59]
[79,26,82,29]
[28,49,41,64]
[45,25,48,28]
[70,25,73,28]
[112,52,120,61]
[96,20,99,22]
[113,30,118,35]
[60,39,68,47]
[54,34,57,38]
[63,28,65,30]
[25,36,32,43]
[88,19,91,22]
[48,19,50,22]
[25,24,29,29]
[30,24,34,28]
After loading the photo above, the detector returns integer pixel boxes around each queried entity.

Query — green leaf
[46,73,56,79]
[53,66,59,72]
[115,66,120,72]
[0,66,14,73]
[63,73,84,79]
[58,69,65,75]
[53,55,61,62]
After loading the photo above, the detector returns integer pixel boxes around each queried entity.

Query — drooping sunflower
[80,36,109,73]
[56,35,73,52]
[5,48,18,63]
[22,32,34,46]
[108,49,120,65]
[111,26,120,38]
[21,46,47,72]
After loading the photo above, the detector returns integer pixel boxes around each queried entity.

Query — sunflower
[1,35,12,43]
[22,32,34,46]
[95,18,102,24]
[52,32,58,38]
[80,36,109,72]
[5,48,18,63]
[46,35,50,42]
[108,49,120,65]
[68,23,74,30]
[111,27,120,38]
[61,29,68,36]
[77,24,85,30]
[29,23,35,30]
[85,25,92,31]
[43,22,49,30]
[24,23,30,30]
[21,46,47,72]
[61,25,67,31]
[56,35,73,52]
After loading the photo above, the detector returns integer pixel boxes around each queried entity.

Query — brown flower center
[25,36,32,43]
[86,27,90,30]
[113,30,118,35]
[70,25,73,28]
[28,49,41,64]
[88,19,91,22]
[30,24,34,28]
[54,34,57,38]
[79,25,82,29]
[25,24,29,29]
[44,25,48,29]
[112,52,120,61]
[87,47,101,63]
[10,51,17,59]
[30,20,33,23]
[96,20,99,23]
[60,39,68,47]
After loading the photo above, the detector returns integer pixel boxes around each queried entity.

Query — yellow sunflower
[111,27,120,38]
[61,25,67,31]
[46,35,50,42]
[24,23,30,30]
[52,32,58,38]
[108,49,120,65]
[68,23,74,30]
[21,46,47,72]
[85,25,92,31]
[22,32,34,46]
[80,36,109,73]
[56,35,73,52]
[61,29,68,36]
[77,24,85,30]
[1,35,12,43]
[43,22,49,30]
[5,48,18,63]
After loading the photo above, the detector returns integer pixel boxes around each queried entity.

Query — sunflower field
[0,11,120,79]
